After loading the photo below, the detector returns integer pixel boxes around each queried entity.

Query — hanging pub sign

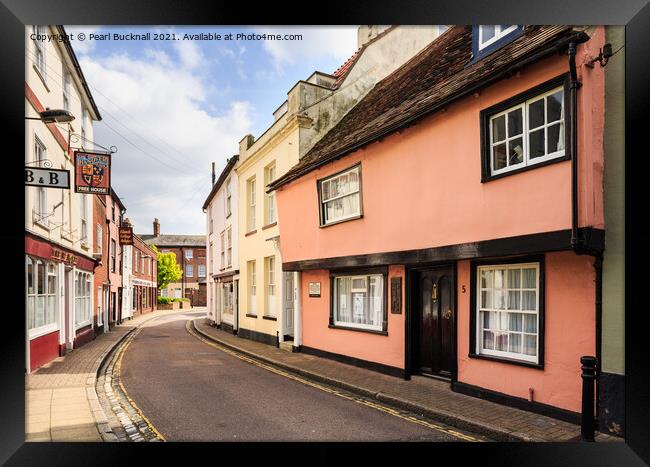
[119,226,133,245]
[74,150,111,195]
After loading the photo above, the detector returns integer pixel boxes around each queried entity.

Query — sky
[64,26,359,235]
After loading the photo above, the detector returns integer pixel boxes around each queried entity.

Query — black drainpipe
[568,42,581,251]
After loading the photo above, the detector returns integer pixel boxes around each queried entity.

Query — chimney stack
[212,162,216,185]
[153,218,160,237]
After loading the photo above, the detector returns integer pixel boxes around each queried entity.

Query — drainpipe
[568,42,582,252]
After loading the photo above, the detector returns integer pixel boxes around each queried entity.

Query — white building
[25,25,102,372]
[203,156,239,332]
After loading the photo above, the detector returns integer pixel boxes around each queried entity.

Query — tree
[153,245,182,291]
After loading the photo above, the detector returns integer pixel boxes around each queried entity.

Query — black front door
[413,266,454,378]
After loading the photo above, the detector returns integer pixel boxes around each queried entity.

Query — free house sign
[74,150,111,195]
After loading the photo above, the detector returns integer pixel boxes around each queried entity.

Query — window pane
[48,273,56,295]
[507,108,523,136]
[509,313,522,331]
[529,129,545,159]
[480,290,493,309]
[37,296,45,327]
[524,314,537,333]
[494,269,505,288]
[497,312,509,331]
[522,268,536,288]
[483,330,494,350]
[507,269,520,288]
[522,291,536,311]
[508,137,524,165]
[508,333,522,353]
[481,25,495,43]
[37,262,45,295]
[28,297,35,329]
[27,259,34,294]
[507,290,521,310]
[495,332,508,351]
[547,122,564,153]
[491,115,506,142]
[524,335,537,356]
[482,310,495,329]
[546,90,564,122]
[528,98,545,129]
[480,269,493,289]
[493,143,507,170]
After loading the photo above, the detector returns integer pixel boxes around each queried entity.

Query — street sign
[119,226,133,245]
[25,167,70,189]
[74,150,111,195]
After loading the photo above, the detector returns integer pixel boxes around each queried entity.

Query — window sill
[262,222,277,231]
[245,229,257,237]
[468,352,543,369]
[319,214,363,229]
[481,155,570,183]
[328,324,387,336]
[262,315,277,321]
[32,64,50,92]
[245,313,258,318]
[75,319,92,331]
[28,322,58,340]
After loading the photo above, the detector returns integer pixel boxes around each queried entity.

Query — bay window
[481,76,569,181]
[331,269,387,333]
[318,164,362,226]
[473,260,543,366]
[26,257,58,335]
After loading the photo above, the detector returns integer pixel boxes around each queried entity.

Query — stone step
[279,341,294,352]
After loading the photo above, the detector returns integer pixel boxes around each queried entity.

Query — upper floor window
[226,228,232,267]
[80,194,88,244]
[33,136,48,227]
[225,177,232,218]
[220,231,225,268]
[265,162,277,225]
[247,176,256,232]
[186,264,193,277]
[96,224,103,255]
[31,25,47,80]
[185,249,193,259]
[479,25,517,50]
[480,76,569,181]
[318,164,362,227]
[110,239,116,272]
[198,264,206,277]
[63,71,71,111]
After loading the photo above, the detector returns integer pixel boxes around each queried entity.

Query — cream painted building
[25,25,102,372]
[235,25,449,348]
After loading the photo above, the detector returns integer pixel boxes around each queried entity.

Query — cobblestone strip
[96,328,164,442]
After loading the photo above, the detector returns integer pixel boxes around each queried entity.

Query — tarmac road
[119,309,481,442]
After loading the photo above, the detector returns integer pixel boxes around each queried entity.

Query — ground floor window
[332,271,386,332]
[26,256,58,333]
[74,270,92,326]
[476,261,541,364]
[222,282,233,315]
[97,286,103,326]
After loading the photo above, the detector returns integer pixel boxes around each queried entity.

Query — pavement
[192,317,624,443]
[25,308,185,442]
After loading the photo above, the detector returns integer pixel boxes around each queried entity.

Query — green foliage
[157,296,172,304]
[153,245,182,291]
[172,297,190,302]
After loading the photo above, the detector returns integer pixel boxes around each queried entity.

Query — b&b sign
[25,167,70,189]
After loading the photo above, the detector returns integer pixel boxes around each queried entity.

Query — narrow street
[118,309,484,442]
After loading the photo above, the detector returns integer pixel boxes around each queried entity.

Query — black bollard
[580,355,598,442]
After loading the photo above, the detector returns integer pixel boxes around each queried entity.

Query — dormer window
[478,25,518,50]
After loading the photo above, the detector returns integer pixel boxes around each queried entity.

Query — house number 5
[461,285,466,293]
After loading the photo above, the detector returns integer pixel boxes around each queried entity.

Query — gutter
[269,30,591,193]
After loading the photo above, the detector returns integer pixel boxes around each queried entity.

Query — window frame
[478,25,518,50]
[264,162,277,225]
[248,260,257,315]
[468,255,545,369]
[317,163,364,228]
[471,25,524,62]
[480,74,571,183]
[328,266,388,335]
[185,249,193,259]
[32,25,47,82]
[186,264,193,277]
[26,256,59,339]
[247,176,256,232]
[225,177,232,218]
[74,270,92,329]
[198,264,206,278]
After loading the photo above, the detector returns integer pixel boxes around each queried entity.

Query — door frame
[282,271,294,337]
[405,262,458,383]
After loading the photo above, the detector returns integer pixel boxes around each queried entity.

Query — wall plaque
[391,277,402,314]
[119,226,133,245]
[308,282,321,297]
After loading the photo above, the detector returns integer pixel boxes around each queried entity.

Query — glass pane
[491,115,506,142]
[498,312,509,331]
[480,269,493,289]
[547,122,564,153]
[27,297,35,329]
[493,143,507,170]
[508,137,524,165]
[507,269,520,288]
[508,333,522,353]
[481,290,493,309]
[337,277,350,322]
[495,332,508,351]
[482,310,492,329]
[493,290,506,310]
[352,292,367,323]
[481,25,495,43]
[507,290,521,310]
[37,262,45,295]
[524,335,537,356]
[522,291,536,311]
[349,170,359,190]
[507,108,523,136]
[47,274,56,295]
[546,90,564,122]
[37,296,45,327]
[369,275,383,326]
[27,259,34,294]
[528,98,545,129]
[529,129,545,159]
[524,314,538,333]
[47,296,56,324]
[509,313,522,331]
[522,268,536,288]
[482,330,494,350]
[494,269,505,288]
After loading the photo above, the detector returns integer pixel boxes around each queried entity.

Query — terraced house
[269,25,624,435]
[233,25,450,348]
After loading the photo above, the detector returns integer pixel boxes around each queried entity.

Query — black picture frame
[4,0,650,465]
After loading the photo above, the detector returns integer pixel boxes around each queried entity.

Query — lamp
[25,108,76,123]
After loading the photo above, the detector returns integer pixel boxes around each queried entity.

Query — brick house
[126,226,157,316]
[139,219,207,306]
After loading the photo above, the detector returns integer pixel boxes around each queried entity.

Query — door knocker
[443,309,452,319]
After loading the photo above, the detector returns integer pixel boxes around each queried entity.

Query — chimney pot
[153,218,160,237]
[211,162,216,185]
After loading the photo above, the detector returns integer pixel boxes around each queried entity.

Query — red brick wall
[93,195,107,329]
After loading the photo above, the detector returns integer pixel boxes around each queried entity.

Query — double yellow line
[186,320,482,442]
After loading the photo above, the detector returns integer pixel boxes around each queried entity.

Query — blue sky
[65,25,358,234]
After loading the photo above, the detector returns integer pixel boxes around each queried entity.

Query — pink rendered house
[269,25,621,428]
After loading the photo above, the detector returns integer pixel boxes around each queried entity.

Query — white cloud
[78,50,253,234]
[64,25,102,55]
[174,40,203,69]
[254,26,358,71]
